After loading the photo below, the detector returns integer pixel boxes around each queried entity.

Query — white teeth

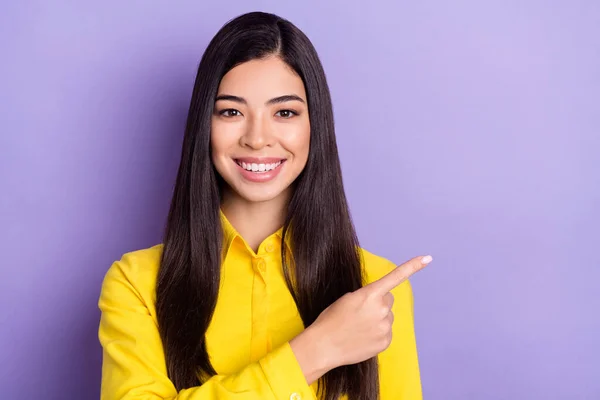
[236,160,283,172]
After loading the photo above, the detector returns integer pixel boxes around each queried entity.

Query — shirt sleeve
[98,260,315,400]
[378,272,423,399]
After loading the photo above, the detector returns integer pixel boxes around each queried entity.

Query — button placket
[257,258,266,273]
[253,257,268,281]
[249,260,267,362]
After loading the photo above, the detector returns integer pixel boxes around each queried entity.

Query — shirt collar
[219,209,292,256]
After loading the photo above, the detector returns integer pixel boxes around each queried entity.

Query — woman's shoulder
[112,244,163,273]
[101,244,164,299]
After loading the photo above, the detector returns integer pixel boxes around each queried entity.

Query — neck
[220,187,290,253]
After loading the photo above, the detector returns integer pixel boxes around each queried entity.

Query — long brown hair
[156,11,379,400]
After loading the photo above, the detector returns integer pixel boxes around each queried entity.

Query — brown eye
[220,109,241,117]
[276,109,297,119]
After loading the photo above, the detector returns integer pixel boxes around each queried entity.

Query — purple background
[1,1,599,399]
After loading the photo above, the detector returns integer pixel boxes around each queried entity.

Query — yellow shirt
[98,212,422,399]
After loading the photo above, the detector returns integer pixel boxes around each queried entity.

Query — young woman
[99,11,432,400]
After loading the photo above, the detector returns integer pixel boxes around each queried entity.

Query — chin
[232,183,290,204]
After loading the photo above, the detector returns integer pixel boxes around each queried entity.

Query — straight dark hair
[156,11,379,400]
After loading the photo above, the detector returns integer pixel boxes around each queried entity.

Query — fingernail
[421,255,433,264]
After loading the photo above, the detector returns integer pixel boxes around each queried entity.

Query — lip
[233,158,286,183]
[234,157,286,164]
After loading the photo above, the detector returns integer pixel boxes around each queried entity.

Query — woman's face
[211,56,310,204]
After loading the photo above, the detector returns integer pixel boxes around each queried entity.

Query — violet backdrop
[1,1,599,399]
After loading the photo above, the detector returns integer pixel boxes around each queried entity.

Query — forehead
[217,57,307,101]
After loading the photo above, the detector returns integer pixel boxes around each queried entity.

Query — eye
[275,109,298,119]
[219,109,242,117]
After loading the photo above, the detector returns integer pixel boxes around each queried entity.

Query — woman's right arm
[98,259,322,400]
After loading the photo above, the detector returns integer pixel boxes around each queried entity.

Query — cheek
[210,123,234,159]
[210,136,221,165]
[210,134,232,178]
[283,123,310,161]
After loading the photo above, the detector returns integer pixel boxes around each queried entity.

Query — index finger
[366,255,432,295]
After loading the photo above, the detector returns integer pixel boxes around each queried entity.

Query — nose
[239,113,275,150]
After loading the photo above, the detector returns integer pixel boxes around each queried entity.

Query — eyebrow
[215,94,306,105]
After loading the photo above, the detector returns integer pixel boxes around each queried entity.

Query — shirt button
[290,393,301,400]
[265,242,275,253]
[257,259,266,273]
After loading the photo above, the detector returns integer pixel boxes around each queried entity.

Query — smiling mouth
[234,159,285,173]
